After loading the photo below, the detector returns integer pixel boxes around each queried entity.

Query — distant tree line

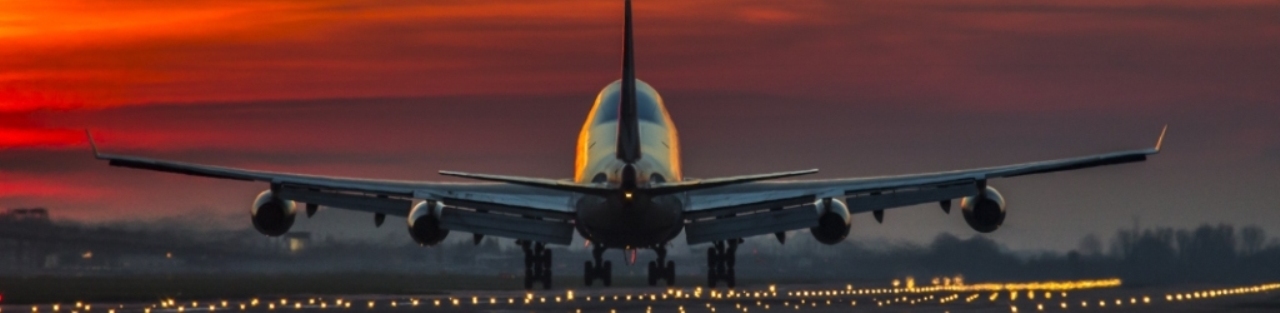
[3,214,1278,285]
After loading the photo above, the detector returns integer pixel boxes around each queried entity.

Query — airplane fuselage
[572,80,685,248]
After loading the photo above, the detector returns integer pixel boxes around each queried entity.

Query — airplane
[88,0,1165,289]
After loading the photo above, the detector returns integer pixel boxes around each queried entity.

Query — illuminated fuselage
[573,79,685,248]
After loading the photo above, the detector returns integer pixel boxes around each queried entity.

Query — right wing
[88,132,580,244]
[680,126,1166,244]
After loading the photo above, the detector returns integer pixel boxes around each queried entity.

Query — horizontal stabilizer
[439,171,611,195]
[643,169,818,195]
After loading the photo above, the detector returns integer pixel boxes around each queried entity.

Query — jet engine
[810,198,852,245]
[961,186,1007,233]
[407,201,450,246]
[251,190,297,236]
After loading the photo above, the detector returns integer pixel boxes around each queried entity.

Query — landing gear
[647,246,676,286]
[706,238,741,288]
[584,244,612,286]
[520,240,552,290]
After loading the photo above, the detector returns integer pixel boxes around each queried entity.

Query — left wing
[88,132,581,244]
[681,126,1166,244]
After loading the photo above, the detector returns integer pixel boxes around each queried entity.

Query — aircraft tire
[603,261,613,286]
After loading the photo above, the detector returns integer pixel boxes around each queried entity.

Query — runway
[4,279,1278,313]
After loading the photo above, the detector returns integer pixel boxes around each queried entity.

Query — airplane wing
[680,126,1166,244]
[87,132,579,244]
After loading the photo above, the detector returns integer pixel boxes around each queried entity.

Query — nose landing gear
[584,244,613,286]
[519,240,552,290]
[647,246,676,286]
[706,238,741,288]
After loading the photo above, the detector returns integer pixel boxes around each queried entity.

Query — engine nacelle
[251,190,297,237]
[407,201,450,246]
[961,186,1007,233]
[809,198,852,245]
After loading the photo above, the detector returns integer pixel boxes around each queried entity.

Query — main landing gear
[519,240,552,290]
[707,238,741,288]
[584,244,613,286]
[648,246,676,286]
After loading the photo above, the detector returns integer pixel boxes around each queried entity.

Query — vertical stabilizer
[616,0,641,164]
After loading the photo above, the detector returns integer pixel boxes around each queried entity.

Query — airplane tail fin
[616,0,641,164]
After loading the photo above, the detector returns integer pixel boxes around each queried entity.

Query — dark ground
[2,277,1277,313]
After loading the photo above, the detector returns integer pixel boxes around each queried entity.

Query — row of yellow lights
[35,278,1267,313]
[22,279,1117,313]
[1011,282,1279,312]
[1164,283,1280,302]
[777,278,1118,300]
[13,282,1276,313]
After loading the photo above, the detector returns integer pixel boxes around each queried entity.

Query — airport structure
[89,0,1164,290]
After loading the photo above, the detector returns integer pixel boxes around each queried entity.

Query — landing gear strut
[519,240,552,290]
[647,246,676,286]
[583,244,612,286]
[707,238,741,288]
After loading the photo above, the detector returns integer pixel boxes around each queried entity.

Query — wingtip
[85,129,101,157]
[1154,124,1167,152]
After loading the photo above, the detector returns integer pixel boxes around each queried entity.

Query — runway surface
[4,279,1278,313]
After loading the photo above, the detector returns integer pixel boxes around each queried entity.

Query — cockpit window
[592,89,666,126]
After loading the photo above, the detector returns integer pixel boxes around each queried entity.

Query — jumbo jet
[89,0,1165,289]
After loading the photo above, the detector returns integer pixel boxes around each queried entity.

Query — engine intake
[961,186,1007,233]
[251,190,297,236]
[810,198,852,245]
[407,201,450,246]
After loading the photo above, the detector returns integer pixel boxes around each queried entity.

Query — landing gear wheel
[647,261,658,286]
[666,261,677,286]
[705,239,739,289]
[602,261,613,287]
[524,267,534,289]
[708,264,720,288]
[543,267,553,290]
[725,267,736,288]
[584,244,611,287]
[521,241,554,290]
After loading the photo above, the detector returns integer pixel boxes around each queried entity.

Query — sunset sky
[2,0,1278,251]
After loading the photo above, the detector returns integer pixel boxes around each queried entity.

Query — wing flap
[843,180,978,213]
[685,205,819,245]
[439,207,575,245]
[440,197,575,221]
[684,195,815,220]
[276,185,413,217]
